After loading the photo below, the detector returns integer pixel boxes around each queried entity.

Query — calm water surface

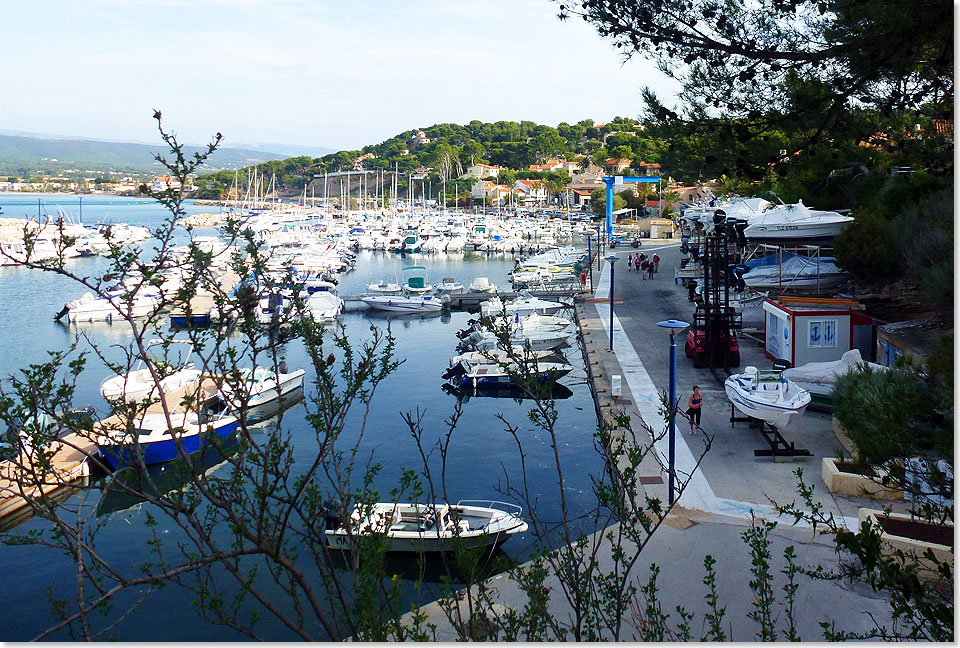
[0,196,601,640]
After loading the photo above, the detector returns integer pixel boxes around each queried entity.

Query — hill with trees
[0,133,319,177]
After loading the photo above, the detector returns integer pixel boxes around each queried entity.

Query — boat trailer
[729,404,812,458]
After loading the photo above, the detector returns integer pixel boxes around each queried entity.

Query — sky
[2,0,681,153]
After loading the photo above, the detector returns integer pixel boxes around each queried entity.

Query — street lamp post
[584,234,594,292]
[605,255,619,350]
[657,319,690,507]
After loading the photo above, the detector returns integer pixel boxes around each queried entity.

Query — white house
[461,163,503,179]
[153,175,181,192]
[513,179,547,203]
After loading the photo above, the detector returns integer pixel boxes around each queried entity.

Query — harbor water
[0,196,602,640]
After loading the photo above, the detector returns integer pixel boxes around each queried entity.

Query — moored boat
[323,500,527,552]
[100,340,200,403]
[362,294,443,313]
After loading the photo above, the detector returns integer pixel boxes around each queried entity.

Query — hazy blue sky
[4,0,680,152]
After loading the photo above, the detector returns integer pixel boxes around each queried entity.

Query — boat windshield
[238,367,276,384]
[142,340,192,369]
[756,370,784,384]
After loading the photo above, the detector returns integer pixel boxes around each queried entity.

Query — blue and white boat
[724,366,811,429]
[96,405,238,470]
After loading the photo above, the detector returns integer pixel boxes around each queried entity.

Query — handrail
[456,499,523,517]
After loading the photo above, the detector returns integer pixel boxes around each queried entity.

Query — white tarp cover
[782,348,886,387]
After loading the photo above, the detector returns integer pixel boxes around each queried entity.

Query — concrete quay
[404,240,901,640]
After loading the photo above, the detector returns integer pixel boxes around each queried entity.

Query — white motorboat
[60,287,161,323]
[100,340,201,403]
[304,291,344,322]
[743,200,854,242]
[366,280,403,295]
[724,366,811,429]
[741,255,849,290]
[435,278,465,296]
[362,294,443,313]
[480,291,569,318]
[323,500,527,552]
[782,349,887,405]
[256,292,293,325]
[443,350,572,389]
[468,277,498,293]
[219,366,306,423]
[466,323,572,352]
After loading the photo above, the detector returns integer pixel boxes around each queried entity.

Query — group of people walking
[627,252,659,280]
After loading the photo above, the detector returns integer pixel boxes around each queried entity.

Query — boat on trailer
[323,500,527,552]
[724,366,811,429]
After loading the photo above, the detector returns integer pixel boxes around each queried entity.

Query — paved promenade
[407,241,900,640]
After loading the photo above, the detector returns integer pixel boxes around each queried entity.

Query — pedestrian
[652,253,660,276]
[686,385,703,433]
[634,254,641,273]
[627,252,633,271]
[640,257,649,280]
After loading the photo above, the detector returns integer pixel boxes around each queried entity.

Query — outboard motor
[442,361,466,381]
[772,359,792,371]
[734,221,748,247]
[321,502,343,530]
[713,209,726,226]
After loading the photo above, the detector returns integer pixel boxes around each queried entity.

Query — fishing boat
[366,280,403,295]
[219,366,306,423]
[442,350,572,389]
[100,340,201,403]
[96,401,238,470]
[724,366,811,429]
[323,500,527,552]
[362,294,443,313]
[401,265,433,295]
[434,278,465,296]
[468,277,498,294]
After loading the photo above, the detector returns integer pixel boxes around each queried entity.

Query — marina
[0,195,602,640]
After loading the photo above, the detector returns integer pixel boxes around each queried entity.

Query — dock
[0,378,221,529]
[0,431,97,526]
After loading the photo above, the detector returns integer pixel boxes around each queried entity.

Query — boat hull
[97,418,239,470]
[362,296,443,313]
[723,378,809,429]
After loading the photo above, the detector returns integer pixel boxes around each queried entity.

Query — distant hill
[0,133,335,177]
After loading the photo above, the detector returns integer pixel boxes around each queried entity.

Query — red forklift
[683,215,743,370]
